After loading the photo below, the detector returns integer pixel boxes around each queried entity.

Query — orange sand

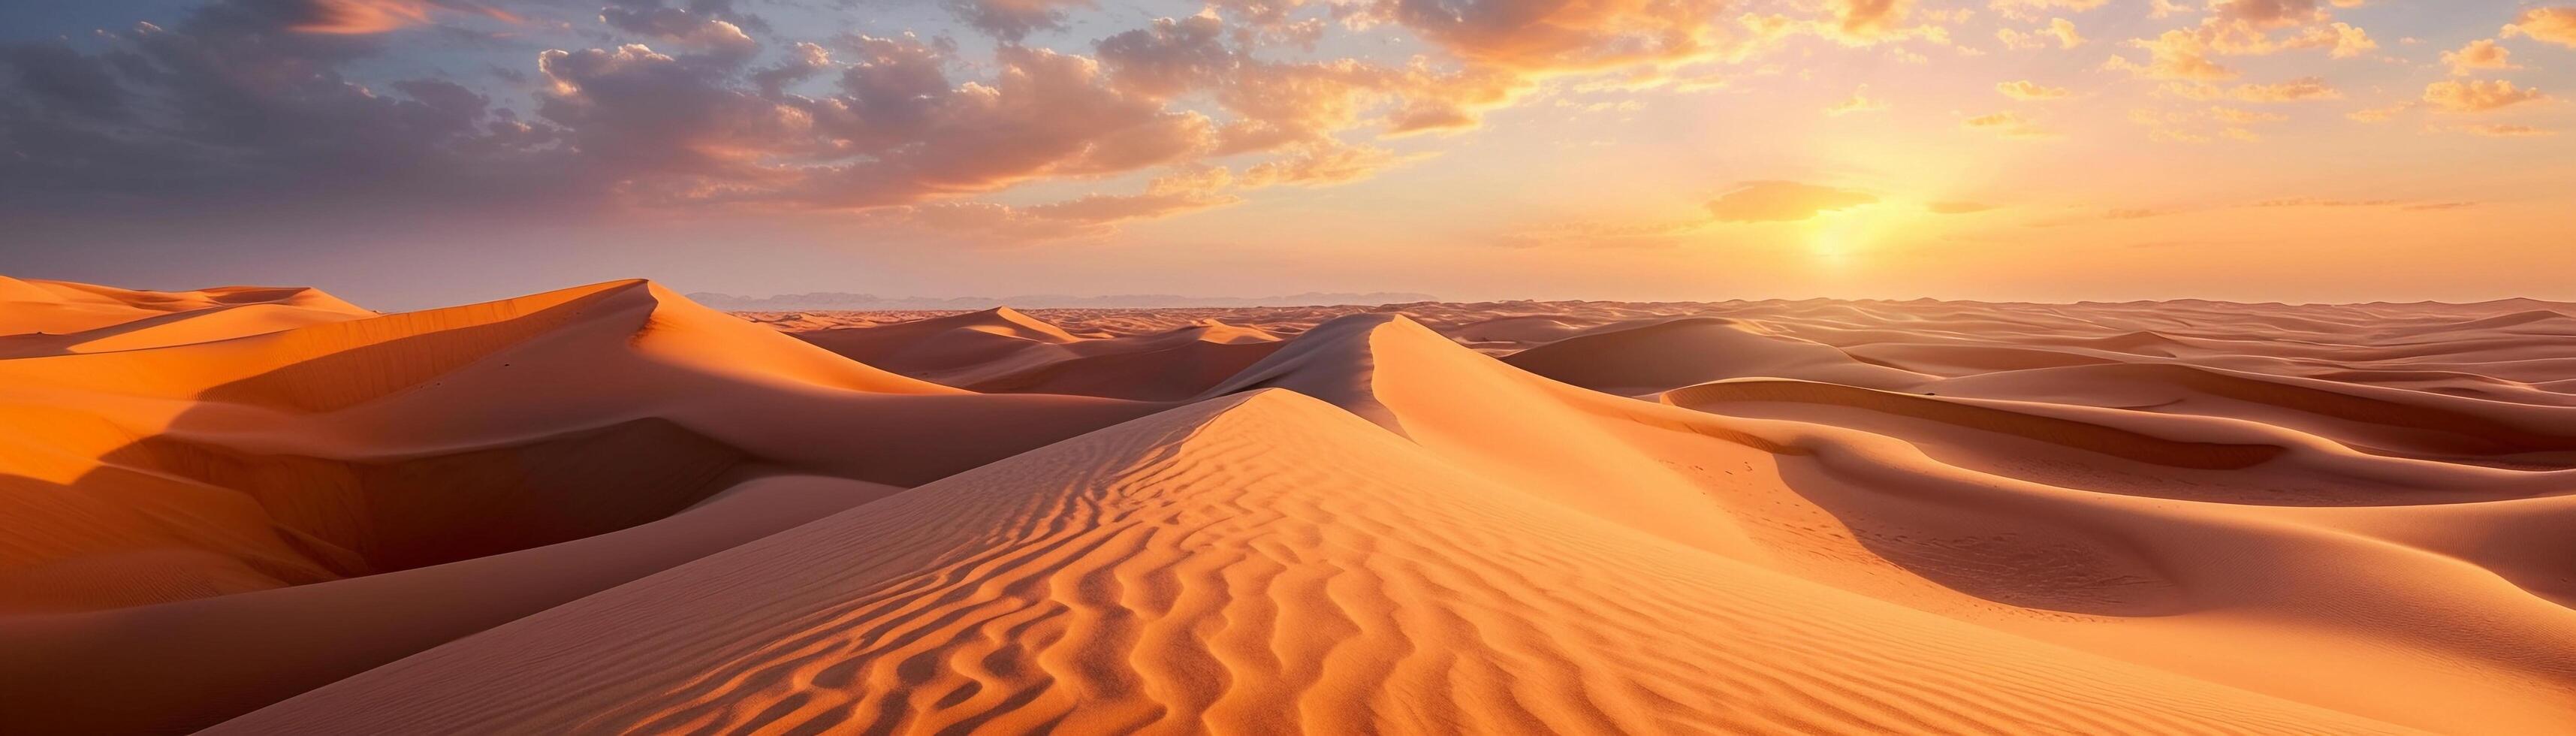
[7,279,2574,734]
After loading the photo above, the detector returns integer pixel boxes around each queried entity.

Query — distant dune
[6,276,2574,734]
[688,290,1440,310]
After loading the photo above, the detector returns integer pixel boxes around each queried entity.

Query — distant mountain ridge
[688,291,1440,310]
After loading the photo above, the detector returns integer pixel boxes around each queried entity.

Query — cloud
[1829,0,1917,41]
[0,44,129,120]
[874,166,1241,241]
[1093,15,1522,143]
[2207,0,2358,29]
[2164,76,2339,102]
[946,0,1096,42]
[2503,8,2576,49]
[1964,110,2052,137]
[2104,29,2236,80]
[1098,15,1237,98]
[2442,39,2517,77]
[2103,3,2374,80]
[0,0,568,214]
[1826,85,1888,115]
[0,5,1501,235]
[1989,0,2105,21]
[2455,123,2556,137]
[1241,141,1416,187]
[1996,80,2071,100]
[598,5,758,64]
[1703,181,1878,222]
[2223,76,2339,101]
[2209,106,2285,124]
[288,0,520,35]
[2421,80,2547,113]
[1927,201,1996,214]
[1383,0,1733,71]
[1997,18,2083,50]
[2346,104,2408,122]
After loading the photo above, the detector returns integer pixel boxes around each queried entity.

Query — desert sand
[5,276,2574,734]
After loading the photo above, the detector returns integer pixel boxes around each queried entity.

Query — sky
[2,0,2571,309]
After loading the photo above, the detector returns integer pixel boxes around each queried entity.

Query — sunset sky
[4,0,2572,308]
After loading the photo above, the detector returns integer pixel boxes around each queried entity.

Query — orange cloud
[1965,111,2052,137]
[1387,0,1733,72]
[2442,39,2517,76]
[879,167,1242,241]
[2421,80,2548,113]
[1705,181,1878,222]
[288,0,517,35]
[2167,77,2339,102]
[2457,123,2557,137]
[2105,29,2236,80]
[2503,8,2576,49]
[1997,80,2071,100]
[1830,0,1916,41]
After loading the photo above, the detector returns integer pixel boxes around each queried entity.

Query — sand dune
[1503,315,1929,394]
[8,278,2575,734]
[0,276,372,357]
[215,391,2413,735]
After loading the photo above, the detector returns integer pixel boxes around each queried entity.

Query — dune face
[8,282,2576,734]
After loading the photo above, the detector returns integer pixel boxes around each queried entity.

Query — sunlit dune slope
[0,280,1163,615]
[214,391,2415,735]
[0,275,373,356]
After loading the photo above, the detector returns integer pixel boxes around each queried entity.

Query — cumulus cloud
[2104,2,2374,81]
[2442,39,2517,76]
[2421,80,2547,113]
[598,5,758,64]
[2502,8,2576,48]
[2104,29,2236,80]
[0,2,1521,240]
[1829,0,1917,41]
[1703,181,1878,222]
